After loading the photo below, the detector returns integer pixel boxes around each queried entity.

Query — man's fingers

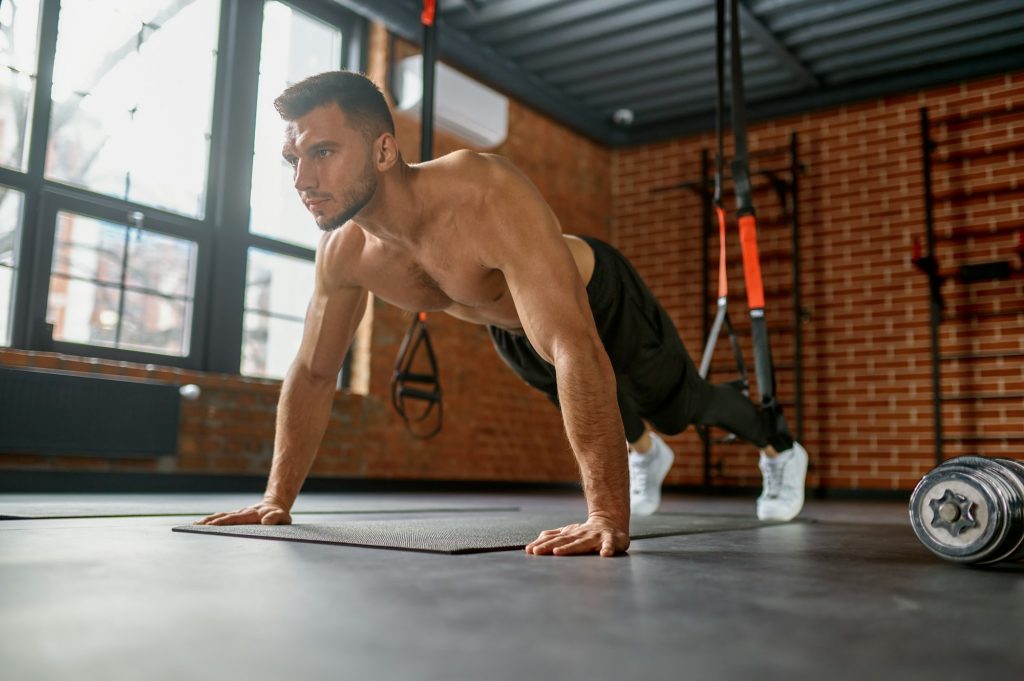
[526,532,573,554]
[208,509,259,526]
[194,512,229,525]
[552,535,601,555]
[527,528,605,555]
[524,525,576,552]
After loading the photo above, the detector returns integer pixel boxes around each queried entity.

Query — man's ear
[374,133,400,171]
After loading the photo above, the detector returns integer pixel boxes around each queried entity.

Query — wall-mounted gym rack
[913,105,1024,466]
[663,132,805,487]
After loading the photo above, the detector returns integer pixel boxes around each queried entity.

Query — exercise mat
[172,512,787,554]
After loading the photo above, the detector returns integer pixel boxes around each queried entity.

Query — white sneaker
[757,442,808,521]
[628,433,675,516]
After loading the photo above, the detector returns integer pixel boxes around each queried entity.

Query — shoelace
[629,456,650,496]
[763,457,787,499]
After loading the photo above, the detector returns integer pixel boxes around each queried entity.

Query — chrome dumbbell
[909,456,1024,565]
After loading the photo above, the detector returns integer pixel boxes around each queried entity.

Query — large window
[0,0,364,378]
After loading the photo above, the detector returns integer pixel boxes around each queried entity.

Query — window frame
[2,0,367,376]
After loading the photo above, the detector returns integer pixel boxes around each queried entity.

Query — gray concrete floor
[1,491,1021,681]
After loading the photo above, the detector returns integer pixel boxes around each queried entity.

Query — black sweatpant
[488,236,792,450]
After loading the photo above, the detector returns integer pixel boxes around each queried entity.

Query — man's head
[275,71,398,231]
[275,70,395,142]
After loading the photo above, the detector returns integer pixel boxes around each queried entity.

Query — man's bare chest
[356,239,512,318]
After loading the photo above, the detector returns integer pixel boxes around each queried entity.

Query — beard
[318,164,378,232]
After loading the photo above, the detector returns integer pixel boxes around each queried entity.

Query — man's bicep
[294,281,368,383]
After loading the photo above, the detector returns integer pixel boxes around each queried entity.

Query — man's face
[282,103,378,232]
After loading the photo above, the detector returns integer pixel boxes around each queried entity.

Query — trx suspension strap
[390,0,443,439]
[698,0,750,412]
[715,0,792,451]
[392,311,443,439]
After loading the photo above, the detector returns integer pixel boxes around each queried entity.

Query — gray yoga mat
[172,512,787,554]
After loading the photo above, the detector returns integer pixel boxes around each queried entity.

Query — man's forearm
[554,339,630,526]
[263,366,338,510]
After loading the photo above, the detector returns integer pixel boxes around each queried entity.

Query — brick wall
[613,71,1023,491]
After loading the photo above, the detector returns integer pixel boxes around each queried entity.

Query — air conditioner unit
[393,54,509,149]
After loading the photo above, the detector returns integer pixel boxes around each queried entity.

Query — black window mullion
[203,0,265,374]
[12,0,61,350]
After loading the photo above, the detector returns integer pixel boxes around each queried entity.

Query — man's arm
[196,232,367,525]
[483,161,630,557]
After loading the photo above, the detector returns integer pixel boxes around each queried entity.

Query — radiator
[0,366,180,457]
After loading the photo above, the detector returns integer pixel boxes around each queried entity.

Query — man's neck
[352,160,426,245]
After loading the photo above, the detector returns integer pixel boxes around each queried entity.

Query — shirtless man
[196,71,808,557]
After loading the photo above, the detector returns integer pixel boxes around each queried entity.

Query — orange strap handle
[738,214,765,310]
[421,0,436,26]
[715,205,728,299]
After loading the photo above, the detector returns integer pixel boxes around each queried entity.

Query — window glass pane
[242,248,314,378]
[0,0,41,171]
[241,314,304,379]
[51,213,126,285]
[47,276,121,347]
[45,0,220,218]
[47,211,197,356]
[120,290,191,355]
[0,187,24,345]
[249,1,342,250]
[245,247,315,318]
[125,230,196,298]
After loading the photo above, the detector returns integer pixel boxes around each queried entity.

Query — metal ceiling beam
[472,0,655,46]
[440,0,565,31]
[569,43,764,100]
[582,54,776,110]
[759,0,895,35]
[737,0,819,89]
[330,0,626,145]
[633,71,800,120]
[800,0,1024,62]
[522,11,715,72]
[545,20,764,88]
[785,0,974,47]
[544,34,713,86]
[828,29,1024,84]
[622,49,1024,146]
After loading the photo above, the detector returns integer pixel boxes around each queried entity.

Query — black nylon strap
[391,314,443,439]
[715,0,791,451]
[390,1,444,439]
[714,0,726,206]
[728,0,754,218]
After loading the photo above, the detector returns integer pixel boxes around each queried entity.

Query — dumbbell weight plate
[993,458,1024,562]
[909,458,1009,564]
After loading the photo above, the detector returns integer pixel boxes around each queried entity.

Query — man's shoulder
[316,223,366,290]
[438,149,516,177]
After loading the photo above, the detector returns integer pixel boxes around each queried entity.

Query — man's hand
[524,515,630,557]
[194,501,291,526]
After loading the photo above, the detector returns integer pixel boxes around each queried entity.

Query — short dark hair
[274,71,395,141]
